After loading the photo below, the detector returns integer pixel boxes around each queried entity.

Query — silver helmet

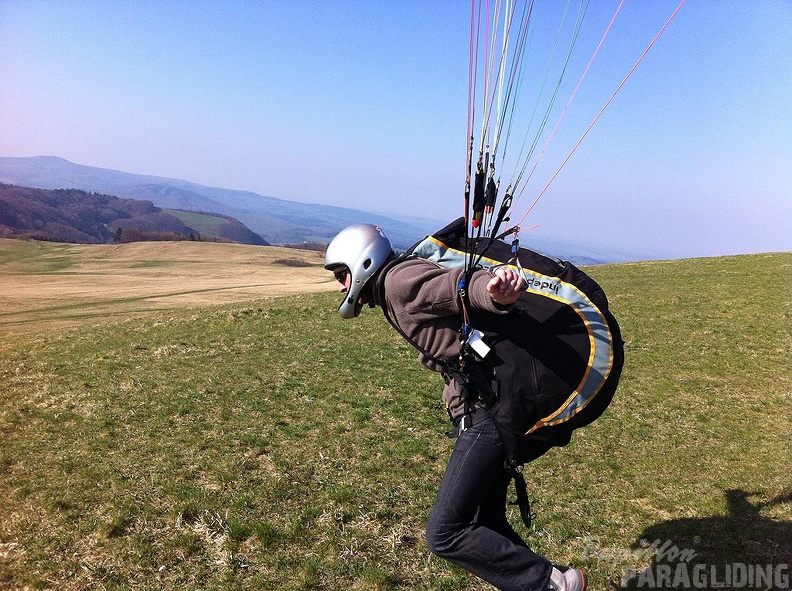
[324,224,393,319]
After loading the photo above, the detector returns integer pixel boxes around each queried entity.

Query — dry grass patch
[0,239,337,336]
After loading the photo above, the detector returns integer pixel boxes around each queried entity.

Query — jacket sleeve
[382,259,507,413]
[382,257,510,367]
[384,258,506,323]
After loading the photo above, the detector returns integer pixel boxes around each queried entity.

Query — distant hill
[0,155,441,250]
[0,155,639,263]
[0,184,269,246]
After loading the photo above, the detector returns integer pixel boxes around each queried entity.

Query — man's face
[331,266,351,293]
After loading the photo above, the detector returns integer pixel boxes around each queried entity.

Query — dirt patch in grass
[0,239,337,337]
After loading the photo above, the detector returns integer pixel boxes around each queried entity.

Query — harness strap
[508,463,536,529]
[445,406,490,438]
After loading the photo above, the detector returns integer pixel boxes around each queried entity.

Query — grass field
[0,241,790,591]
[163,210,229,237]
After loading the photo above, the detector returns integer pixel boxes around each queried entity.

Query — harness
[373,220,624,529]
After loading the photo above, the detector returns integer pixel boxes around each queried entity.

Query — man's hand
[486,267,524,306]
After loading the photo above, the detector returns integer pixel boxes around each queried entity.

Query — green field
[164,210,229,237]
[0,251,790,591]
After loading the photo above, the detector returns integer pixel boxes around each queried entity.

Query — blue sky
[1,0,790,260]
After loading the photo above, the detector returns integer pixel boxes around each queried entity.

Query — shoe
[548,566,587,591]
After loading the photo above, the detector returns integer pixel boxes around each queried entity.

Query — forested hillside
[0,184,268,245]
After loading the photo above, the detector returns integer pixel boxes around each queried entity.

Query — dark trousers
[425,417,552,591]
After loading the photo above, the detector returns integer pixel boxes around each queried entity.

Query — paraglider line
[515,0,687,228]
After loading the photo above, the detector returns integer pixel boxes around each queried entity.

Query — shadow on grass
[619,489,792,590]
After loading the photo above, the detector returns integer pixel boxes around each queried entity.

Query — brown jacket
[380,257,510,418]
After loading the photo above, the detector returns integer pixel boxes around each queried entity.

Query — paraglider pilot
[324,223,587,591]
